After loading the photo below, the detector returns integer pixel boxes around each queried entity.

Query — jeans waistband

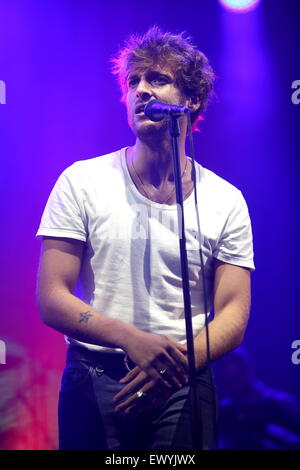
[66,345,135,372]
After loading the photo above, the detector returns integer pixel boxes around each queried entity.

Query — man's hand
[113,366,180,414]
[113,336,188,414]
[122,331,188,388]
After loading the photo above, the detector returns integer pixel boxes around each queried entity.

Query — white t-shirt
[36,147,255,352]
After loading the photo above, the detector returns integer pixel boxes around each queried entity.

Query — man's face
[125,63,187,138]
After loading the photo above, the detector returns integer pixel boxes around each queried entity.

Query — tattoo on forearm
[79,311,93,324]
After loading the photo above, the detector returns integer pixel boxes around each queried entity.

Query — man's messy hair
[111,25,215,130]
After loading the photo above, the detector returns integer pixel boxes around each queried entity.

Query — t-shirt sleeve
[213,190,255,271]
[36,164,87,241]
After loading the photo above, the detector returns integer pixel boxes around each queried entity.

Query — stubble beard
[130,116,170,145]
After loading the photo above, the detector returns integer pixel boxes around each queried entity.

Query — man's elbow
[36,285,63,329]
[232,318,249,349]
[37,293,54,327]
[233,330,246,349]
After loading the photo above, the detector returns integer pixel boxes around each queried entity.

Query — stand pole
[169,116,202,450]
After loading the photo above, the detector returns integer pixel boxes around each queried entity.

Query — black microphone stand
[168,115,203,450]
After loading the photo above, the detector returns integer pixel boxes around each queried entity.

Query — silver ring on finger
[136,390,147,398]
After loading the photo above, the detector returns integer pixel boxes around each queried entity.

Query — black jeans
[58,345,217,450]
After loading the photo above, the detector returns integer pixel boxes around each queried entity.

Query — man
[36,26,254,450]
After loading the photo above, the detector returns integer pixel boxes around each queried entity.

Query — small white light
[219,0,261,13]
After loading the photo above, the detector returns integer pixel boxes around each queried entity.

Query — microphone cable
[187,113,219,450]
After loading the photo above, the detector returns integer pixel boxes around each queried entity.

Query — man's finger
[114,394,136,413]
[167,344,189,379]
[113,372,148,403]
[155,363,183,389]
[119,365,140,384]
[153,346,188,387]
[114,387,150,413]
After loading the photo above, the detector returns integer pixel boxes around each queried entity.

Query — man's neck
[127,135,187,188]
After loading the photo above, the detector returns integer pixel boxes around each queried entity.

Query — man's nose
[136,79,152,100]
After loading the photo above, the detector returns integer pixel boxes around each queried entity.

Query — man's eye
[128,78,138,87]
[151,77,167,85]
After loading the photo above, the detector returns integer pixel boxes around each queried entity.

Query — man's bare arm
[193,259,251,369]
[37,237,136,348]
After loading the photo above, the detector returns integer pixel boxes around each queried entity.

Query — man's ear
[186,96,201,113]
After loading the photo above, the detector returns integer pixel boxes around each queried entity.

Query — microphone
[144,99,189,122]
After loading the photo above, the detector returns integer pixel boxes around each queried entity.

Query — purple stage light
[219,0,261,13]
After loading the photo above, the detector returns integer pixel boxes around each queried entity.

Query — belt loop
[124,354,133,372]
